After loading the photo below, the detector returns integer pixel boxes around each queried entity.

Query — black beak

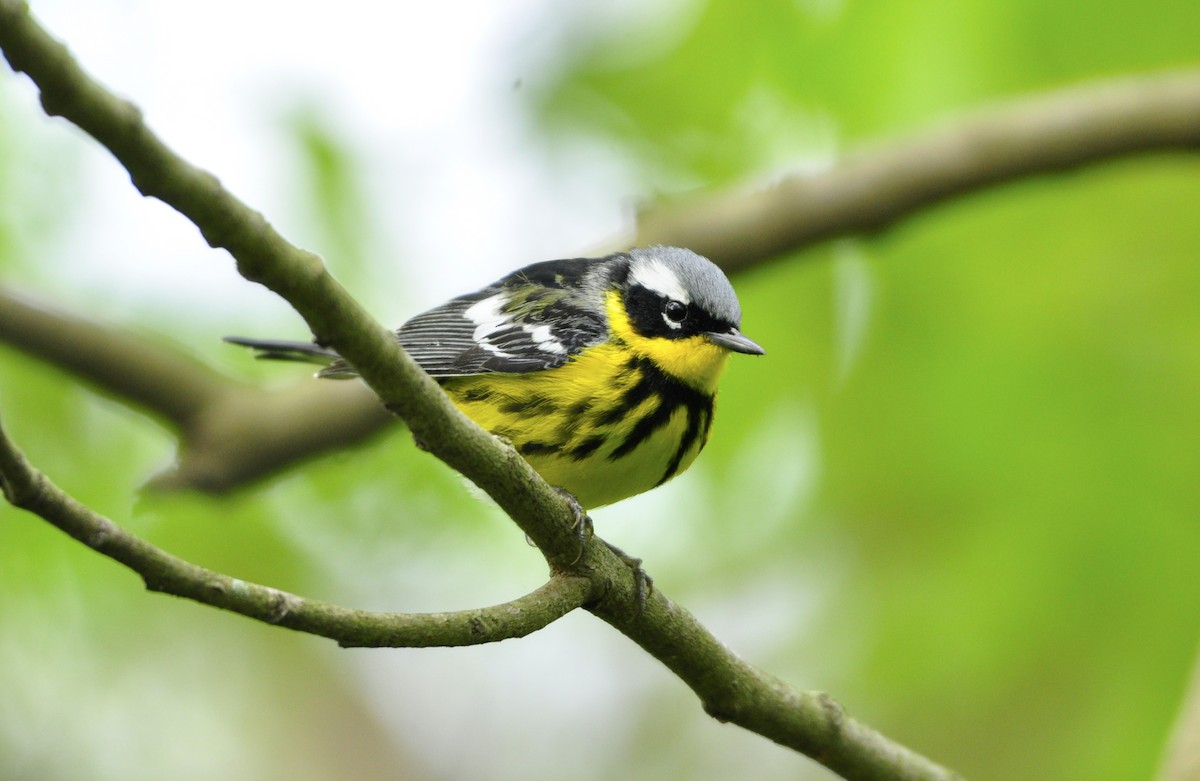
[705,327,764,355]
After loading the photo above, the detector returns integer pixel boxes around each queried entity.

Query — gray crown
[627,246,743,326]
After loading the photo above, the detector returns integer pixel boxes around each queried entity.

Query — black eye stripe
[624,284,733,340]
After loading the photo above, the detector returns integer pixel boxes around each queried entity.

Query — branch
[639,84,1200,763]
[0,3,962,778]
[635,68,1200,273]
[0,289,229,426]
[0,415,592,646]
[0,288,395,491]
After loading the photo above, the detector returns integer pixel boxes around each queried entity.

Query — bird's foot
[553,488,651,612]
[553,487,594,563]
[600,540,653,613]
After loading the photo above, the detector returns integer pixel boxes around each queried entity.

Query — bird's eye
[663,300,688,324]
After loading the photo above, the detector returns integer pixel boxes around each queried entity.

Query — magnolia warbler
[227,246,763,510]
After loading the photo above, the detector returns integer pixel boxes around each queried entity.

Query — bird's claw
[554,488,652,613]
[554,487,594,564]
[602,540,654,613]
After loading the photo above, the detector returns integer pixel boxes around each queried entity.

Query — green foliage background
[2,1,1199,779]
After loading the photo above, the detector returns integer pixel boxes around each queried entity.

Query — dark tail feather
[223,336,358,378]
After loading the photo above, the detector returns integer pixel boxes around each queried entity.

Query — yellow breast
[443,332,726,506]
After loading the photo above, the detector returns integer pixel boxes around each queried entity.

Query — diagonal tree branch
[0,3,963,779]
[2,66,1198,493]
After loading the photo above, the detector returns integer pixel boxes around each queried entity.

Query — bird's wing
[395,258,613,377]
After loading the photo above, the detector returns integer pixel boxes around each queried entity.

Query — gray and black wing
[394,257,614,378]
[227,255,624,380]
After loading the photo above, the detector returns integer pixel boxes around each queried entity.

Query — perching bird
[227,245,763,510]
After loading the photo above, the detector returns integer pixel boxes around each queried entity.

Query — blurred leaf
[275,104,379,292]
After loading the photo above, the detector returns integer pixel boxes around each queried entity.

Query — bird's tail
[223,336,358,378]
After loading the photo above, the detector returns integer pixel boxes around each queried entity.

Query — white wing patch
[462,294,568,357]
[464,294,516,357]
[464,294,506,322]
[630,258,690,304]
[526,324,566,354]
[465,294,508,337]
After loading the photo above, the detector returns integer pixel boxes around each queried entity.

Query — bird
[226,245,763,511]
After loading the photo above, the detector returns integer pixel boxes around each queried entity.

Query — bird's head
[608,246,763,391]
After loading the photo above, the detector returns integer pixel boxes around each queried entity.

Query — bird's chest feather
[442,344,715,508]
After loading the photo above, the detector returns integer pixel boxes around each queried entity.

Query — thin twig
[0,415,593,646]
